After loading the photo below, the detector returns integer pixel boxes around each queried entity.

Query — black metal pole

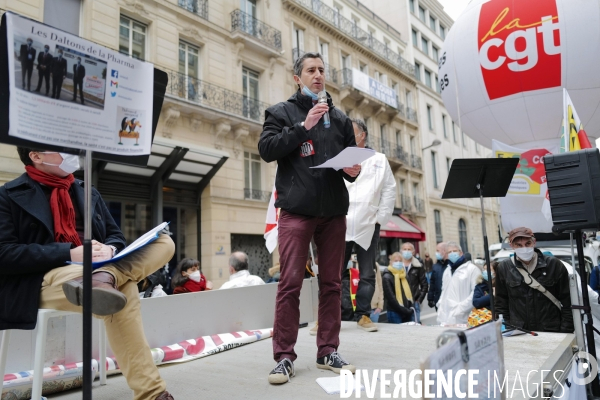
[478,184,495,320]
[575,229,600,396]
[83,150,93,399]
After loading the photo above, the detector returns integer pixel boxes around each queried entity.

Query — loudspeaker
[544,148,600,233]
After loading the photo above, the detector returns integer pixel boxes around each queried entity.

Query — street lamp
[421,139,442,151]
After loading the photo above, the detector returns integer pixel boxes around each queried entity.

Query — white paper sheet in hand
[310,147,376,170]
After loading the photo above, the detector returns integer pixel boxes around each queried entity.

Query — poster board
[0,11,167,166]
[421,321,506,399]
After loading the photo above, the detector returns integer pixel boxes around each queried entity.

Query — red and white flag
[264,180,278,253]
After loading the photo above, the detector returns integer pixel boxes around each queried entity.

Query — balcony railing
[244,188,272,201]
[178,0,208,20]
[231,9,282,51]
[406,107,418,123]
[292,48,337,84]
[164,69,270,123]
[411,154,422,170]
[400,195,412,211]
[414,198,425,213]
[368,137,410,165]
[291,0,414,77]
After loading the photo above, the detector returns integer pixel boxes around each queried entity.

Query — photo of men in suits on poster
[13,36,107,110]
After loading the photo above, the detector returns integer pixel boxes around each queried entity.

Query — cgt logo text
[339,363,597,399]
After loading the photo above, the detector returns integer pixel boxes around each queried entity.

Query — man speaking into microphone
[259,52,360,384]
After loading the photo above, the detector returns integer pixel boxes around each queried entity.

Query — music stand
[442,158,519,320]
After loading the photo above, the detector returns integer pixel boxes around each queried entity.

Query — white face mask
[514,247,535,261]
[41,152,80,174]
[187,270,201,282]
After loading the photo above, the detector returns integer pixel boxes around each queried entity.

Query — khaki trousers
[39,234,175,400]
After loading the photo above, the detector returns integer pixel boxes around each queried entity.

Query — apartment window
[119,15,147,60]
[409,0,415,13]
[419,6,426,22]
[434,210,443,242]
[429,16,436,31]
[240,0,257,18]
[392,81,399,96]
[178,41,199,100]
[399,179,406,198]
[341,53,351,69]
[405,90,413,108]
[410,136,416,155]
[319,40,329,64]
[333,4,341,27]
[380,124,386,149]
[452,122,458,143]
[440,25,446,39]
[396,130,402,147]
[293,27,305,54]
[374,71,380,81]
[442,114,448,138]
[412,29,418,47]
[242,67,260,120]
[44,0,81,36]
[414,62,421,81]
[431,151,438,189]
[424,69,432,88]
[426,106,433,130]
[359,62,368,73]
[462,131,467,149]
[421,37,429,56]
[459,219,468,253]
[413,182,419,207]
[244,151,262,199]
[436,74,442,94]
[432,46,439,62]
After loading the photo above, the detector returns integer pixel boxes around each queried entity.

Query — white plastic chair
[0,309,107,400]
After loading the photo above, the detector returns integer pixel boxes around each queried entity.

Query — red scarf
[25,165,82,246]
[181,275,206,293]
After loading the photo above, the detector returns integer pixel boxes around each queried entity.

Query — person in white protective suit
[343,118,396,332]
[436,241,481,325]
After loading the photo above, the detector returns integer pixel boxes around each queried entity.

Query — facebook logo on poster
[111,70,118,78]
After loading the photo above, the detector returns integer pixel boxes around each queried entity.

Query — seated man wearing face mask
[436,241,481,325]
[495,227,573,333]
[0,147,177,400]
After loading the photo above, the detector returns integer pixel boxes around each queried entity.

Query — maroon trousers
[273,210,346,362]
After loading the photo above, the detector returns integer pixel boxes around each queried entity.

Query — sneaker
[309,321,318,336]
[357,315,378,332]
[268,358,295,384]
[316,351,356,374]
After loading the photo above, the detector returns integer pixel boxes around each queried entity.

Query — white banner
[6,12,154,155]
[492,139,560,233]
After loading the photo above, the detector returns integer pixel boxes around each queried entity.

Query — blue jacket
[427,259,449,304]
[473,279,491,309]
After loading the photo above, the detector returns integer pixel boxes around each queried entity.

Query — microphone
[318,90,330,129]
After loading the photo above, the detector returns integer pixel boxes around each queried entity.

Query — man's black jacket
[0,173,126,330]
[427,259,449,304]
[258,91,357,217]
[495,249,574,333]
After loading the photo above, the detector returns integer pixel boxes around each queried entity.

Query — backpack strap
[511,256,562,310]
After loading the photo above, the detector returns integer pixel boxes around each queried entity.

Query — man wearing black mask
[72,57,86,104]
[34,45,53,95]
[51,49,68,99]
[19,38,36,91]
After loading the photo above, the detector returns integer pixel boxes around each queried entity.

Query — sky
[437,0,471,21]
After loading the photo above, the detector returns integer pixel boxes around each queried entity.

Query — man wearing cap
[495,227,573,333]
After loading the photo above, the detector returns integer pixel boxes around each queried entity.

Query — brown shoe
[155,390,174,400]
[62,272,127,315]
[357,315,378,332]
